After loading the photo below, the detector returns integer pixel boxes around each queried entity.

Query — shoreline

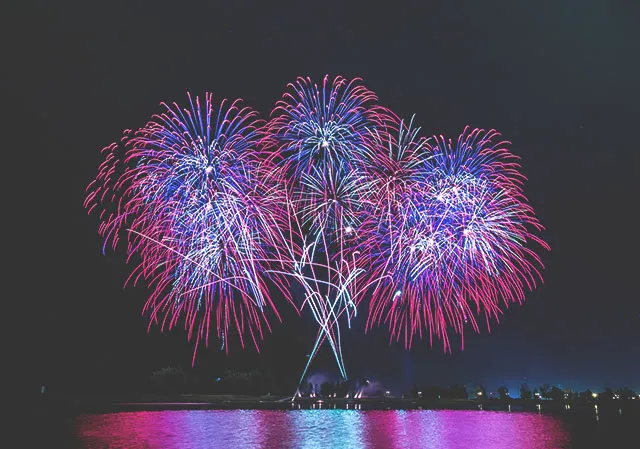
[30,393,640,415]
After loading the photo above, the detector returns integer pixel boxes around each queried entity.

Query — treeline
[148,367,639,401]
[149,369,378,396]
[149,367,289,395]
[406,383,638,402]
[520,384,637,402]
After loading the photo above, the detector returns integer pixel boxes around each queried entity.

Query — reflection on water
[75,409,574,449]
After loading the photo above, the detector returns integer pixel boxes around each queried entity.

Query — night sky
[5,1,639,396]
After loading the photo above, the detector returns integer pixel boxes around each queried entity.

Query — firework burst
[85,93,281,359]
[365,126,549,350]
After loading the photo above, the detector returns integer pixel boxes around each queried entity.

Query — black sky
[4,0,639,395]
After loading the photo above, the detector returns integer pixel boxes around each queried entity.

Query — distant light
[477,391,483,396]
[321,139,329,148]
[205,166,213,174]
[345,226,353,234]
[592,393,598,398]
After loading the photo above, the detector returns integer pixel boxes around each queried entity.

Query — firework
[262,75,389,380]
[364,126,549,350]
[85,78,549,386]
[85,93,282,360]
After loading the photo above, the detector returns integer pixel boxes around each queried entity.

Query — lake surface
[57,408,636,448]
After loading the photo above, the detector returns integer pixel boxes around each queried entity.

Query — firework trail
[364,126,549,350]
[263,75,388,381]
[85,93,283,361]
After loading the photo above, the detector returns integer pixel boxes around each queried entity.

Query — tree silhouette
[448,384,468,399]
[550,386,564,401]
[539,384,552,399]
[424,386,443,400]
[599,388,614,401]
[616,387,634,400]
[579,389,593,401]
[475,385,487,399]
[497,385,509,400]
[520,383,532,400]
[150,366,188,394]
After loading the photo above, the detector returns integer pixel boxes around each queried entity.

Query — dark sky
[4,0,639,395]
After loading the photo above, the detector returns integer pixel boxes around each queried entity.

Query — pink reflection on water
[75,409,571,449]
[76,410,293,449]
[361,410,571,449]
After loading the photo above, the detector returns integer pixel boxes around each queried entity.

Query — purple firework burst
[365,126,549,350]
[85,93,283,360]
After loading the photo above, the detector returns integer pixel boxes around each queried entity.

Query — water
[53,408,635,448]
